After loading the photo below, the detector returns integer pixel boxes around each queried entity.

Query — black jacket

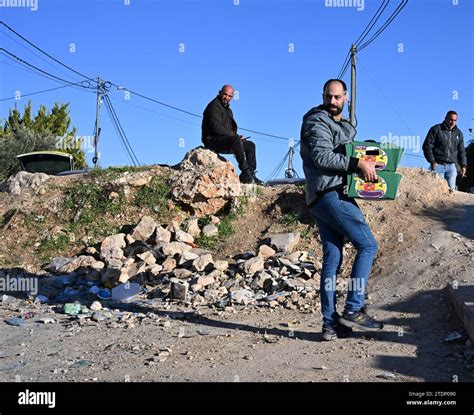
[422,122,467,166]
[201,96,238,143]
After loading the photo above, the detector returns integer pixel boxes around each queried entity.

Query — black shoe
[321,322,353,341]
[239,170,255,184]
[339,307,384,332]
[252,172,264,186]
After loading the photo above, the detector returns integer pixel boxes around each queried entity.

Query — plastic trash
[4,318,25,327]
[111,283,140,302]
[97,289,112,300]
[35,295,49,303]
[63,303,82,315]
[89,286,100,295]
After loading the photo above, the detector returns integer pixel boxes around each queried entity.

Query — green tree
[0,101,87,180]
[0,126,57,180]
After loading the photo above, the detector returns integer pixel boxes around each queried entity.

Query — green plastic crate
[345,141,404,172]
[346,170,402,200]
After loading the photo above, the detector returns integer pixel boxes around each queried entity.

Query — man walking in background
[422,110,467,193]
[202,85,263,185]
[300,79,384,341]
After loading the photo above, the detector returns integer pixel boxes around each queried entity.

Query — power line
[0,48,95,90]
[358,0,408,51]
[0,28,83,84]
[108,83,293,142]
[337,0,390,79]
[353,0,390,47]
[0,82,93,102]
[101,89,140,166]
[0,21,95,82]
[0,21,293,144]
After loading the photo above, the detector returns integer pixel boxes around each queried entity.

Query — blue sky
[1,0,473,180]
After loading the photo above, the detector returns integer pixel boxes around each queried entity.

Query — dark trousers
[203,135,256,173]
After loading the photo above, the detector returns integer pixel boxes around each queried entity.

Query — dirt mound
[0,166,469,274]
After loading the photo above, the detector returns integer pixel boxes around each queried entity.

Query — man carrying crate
[300,79,384,341]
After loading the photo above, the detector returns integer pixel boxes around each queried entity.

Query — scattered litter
[111,283,140,302]
[89,286,100,295]
[63,303,82,315]
[35,295,49,303]
[444,331,464,342]
[39,318,56,324]
[97,289,111,300]
[0,361,27,371]
[377,372,397,379]
[70,359,93,369]
[4,318,25,327]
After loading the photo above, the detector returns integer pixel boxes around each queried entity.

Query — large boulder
[170,148,240,217]
[5,171,50,195]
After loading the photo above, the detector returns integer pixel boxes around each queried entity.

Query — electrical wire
[101,89,140,166]
[0,82,93,102]
[337,0,390,79]
[358,0,408,51]
[0,28,84,84]
[0,21,293,144]
[0,48,95,89]
[0,21,95,82]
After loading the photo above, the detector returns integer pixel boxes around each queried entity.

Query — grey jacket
[422,122,467,167]
[300,105,359,206]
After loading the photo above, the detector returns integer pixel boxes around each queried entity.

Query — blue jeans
[309,190,378,326]
[434,163,457,190]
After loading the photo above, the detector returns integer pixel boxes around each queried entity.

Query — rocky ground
[0,150,473,383]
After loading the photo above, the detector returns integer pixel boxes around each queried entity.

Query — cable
[0,48,95,89]
[265,148,291,182]
[353,0,390,47]
[109,83,293,142]
[102,92,137,166]
[102,97,136,166]
[0,21,95,82]
[0,82,93,102]
[102,91,140,166]
[101,89,140,166]
[0,28,83,84]
[358,0,408,51]
[0,20,292,144]
[337,0,390,79]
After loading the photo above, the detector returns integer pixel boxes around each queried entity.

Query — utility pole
[93,77,103,168]
[285,143,298,179]
[349,44,357,127]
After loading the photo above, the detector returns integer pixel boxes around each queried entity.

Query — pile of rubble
[34,215,322,312]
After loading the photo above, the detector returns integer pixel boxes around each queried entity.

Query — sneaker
[321,322,353,341]
[239,170,255,184]
[339,307,384,331]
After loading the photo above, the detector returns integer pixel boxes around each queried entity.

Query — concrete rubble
[0,216,322,328]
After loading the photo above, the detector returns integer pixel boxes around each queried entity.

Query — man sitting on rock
[201,85,263,185]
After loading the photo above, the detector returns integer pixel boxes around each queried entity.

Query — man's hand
[461,166,467,178]
[357,159,378,182]
[431,163,438,171]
